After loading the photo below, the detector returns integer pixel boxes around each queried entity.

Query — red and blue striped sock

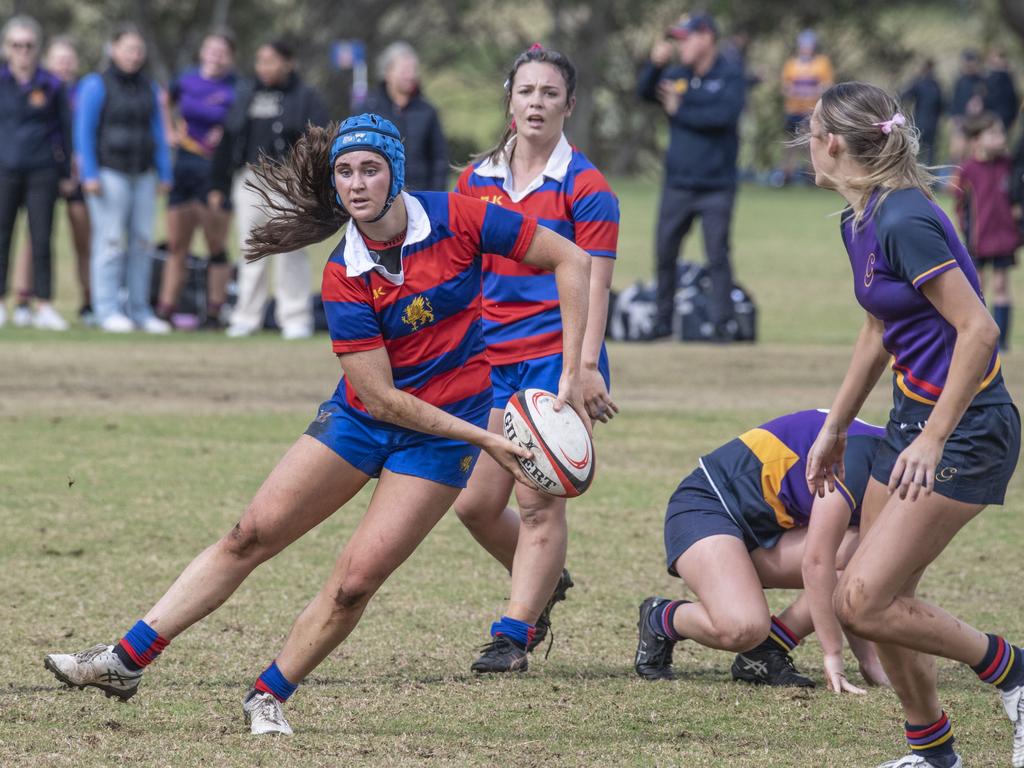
[905,712,956,763]
[489,616,535,649]
[646,600,687,641]
[113,619,169,671]
[254,661,299,702]
[767,615,800,653]
[972,634,1024,691]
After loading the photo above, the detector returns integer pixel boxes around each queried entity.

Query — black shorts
[871,403,1021,505]
[973,253,1017,270]
[60,182,84,203]
[664,467,757,577]
[169,149,229,209]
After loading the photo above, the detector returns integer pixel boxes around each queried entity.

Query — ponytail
[245,122,350,262]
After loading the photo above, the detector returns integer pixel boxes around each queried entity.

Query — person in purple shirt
[155,31,236,329]
[0,15,72,331]
[76,24,172,334]
[635,409,888,693]
[804,81,1022,768]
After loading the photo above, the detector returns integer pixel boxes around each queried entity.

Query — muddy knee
[219,518,275,562]
[833,579,877,636]
[331,572,382,612]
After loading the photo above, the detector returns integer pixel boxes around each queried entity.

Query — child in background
[955,112,1020,349]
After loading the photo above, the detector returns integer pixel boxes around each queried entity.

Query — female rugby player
[44,114,592,736]
[805,82,1022,768]
[453,45,619,672]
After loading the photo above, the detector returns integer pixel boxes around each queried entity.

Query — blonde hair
[801,82,937,228]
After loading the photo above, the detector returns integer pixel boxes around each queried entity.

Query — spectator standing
[76,25,172,333]
[901,59,944,166]
[984,48,1019,132]
[0,16,72,330]
[780,29,833,184]
[11,36,91,327]
[637,12,745,341]
[955,113,1020,350]
[949,50,987,162]
[156,32,237,329]
[211,39,327,339]
[363,42,448,191]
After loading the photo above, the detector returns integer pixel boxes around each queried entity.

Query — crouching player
[635,409,887,691]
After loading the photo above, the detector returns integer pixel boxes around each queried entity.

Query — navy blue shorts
[304,399,488,489]
[664,467,757,577]
[490,348,611,410]
[169,150,229,209]
[871,403,1021,505]
[973,253,1017,270]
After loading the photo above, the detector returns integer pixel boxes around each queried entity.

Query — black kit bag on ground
[149,244,208,318]
[607,280,658,340]
[675,260,757,342]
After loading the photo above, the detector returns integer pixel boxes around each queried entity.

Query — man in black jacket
[638,13,745,341]
[210,40,328,340]
[901,59,944,167]
[362,42,448,191]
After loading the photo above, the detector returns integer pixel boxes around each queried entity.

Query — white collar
[342,191,431,285]
[473,133,572,203]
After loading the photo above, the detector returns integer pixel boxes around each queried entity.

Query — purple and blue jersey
[169,68,235,158]
[455,135,619,365]
[842,188,1011,419]
[321,191,538,425]
[699,409,884,549]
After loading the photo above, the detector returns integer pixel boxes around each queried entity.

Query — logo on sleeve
[459,455,474,473]
[401,296,435,331]
[863,252,876,287]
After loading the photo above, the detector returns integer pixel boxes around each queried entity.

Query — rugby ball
[503,388,595,497]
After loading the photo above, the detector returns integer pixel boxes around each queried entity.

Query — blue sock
[254,660,298,702]
[647,600,686,641]
[972,634,1024,691]
[489,616,534,648]
[905,712,956,764]
[994,304,1011,349]
[114,619,169,671]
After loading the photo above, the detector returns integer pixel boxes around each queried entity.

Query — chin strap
[368,194,397,223]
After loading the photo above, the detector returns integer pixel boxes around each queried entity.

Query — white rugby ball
[503,388,595,498]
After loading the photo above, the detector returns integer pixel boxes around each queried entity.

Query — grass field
[2,182,1023,767]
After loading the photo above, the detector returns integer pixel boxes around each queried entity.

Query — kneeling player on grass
[43,114,592,736]
[635,409,888,691]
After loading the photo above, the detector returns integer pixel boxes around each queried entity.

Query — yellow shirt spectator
[782,54,834,117]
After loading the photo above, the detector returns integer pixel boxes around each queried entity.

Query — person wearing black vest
[0,15,72,331]
[210,39,328,340]
[901,59,945,167]
[362,42,448,192]
[76,25,172,333]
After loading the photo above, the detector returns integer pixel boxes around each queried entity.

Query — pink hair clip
[529,42,544,51]
[873,112,906,135]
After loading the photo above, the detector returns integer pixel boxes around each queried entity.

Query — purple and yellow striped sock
[113,619,169,671]
[767,615,800,653]
[905,712,956,761]
[254,661,299,702]
[972,633,1024,691]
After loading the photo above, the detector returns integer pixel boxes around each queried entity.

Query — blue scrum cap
[329,113,406,221]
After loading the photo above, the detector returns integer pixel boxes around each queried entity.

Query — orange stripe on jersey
[737,428,799,529]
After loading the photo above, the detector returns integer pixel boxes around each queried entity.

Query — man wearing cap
[638,12,745,342]
[780,29,833,184]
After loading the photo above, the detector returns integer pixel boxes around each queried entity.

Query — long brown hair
[802,81,936,228]
[472,45,577,168]
[245,122,350,261]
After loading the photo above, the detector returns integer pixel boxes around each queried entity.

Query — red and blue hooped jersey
[321,191,538,423]
[456,135,619,365]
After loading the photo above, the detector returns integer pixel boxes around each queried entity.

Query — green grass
[2,183,1024,766]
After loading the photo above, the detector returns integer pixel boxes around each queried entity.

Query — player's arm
[803,493,864,694]
[337,347,534,486]
[519,226,591,428]
[892,269,999,499]
[580,256,618,423]
[807,313,889,496]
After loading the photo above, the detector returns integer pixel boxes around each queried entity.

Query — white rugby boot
[44,643,142,700]
[875,755,962,768]
[1001,684,1024,767]
[242,689,294,735]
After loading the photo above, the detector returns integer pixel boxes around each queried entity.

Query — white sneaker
[242,689,293,735]
[100,314,134,333]
[225,323,257,338]
[13,304,32,327]
[44,643,142,701]
[1002,684,1024,767]
[139,315,171,335]
[32,304,69,331]
[281,325,313,341]
[876,755,962,768]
